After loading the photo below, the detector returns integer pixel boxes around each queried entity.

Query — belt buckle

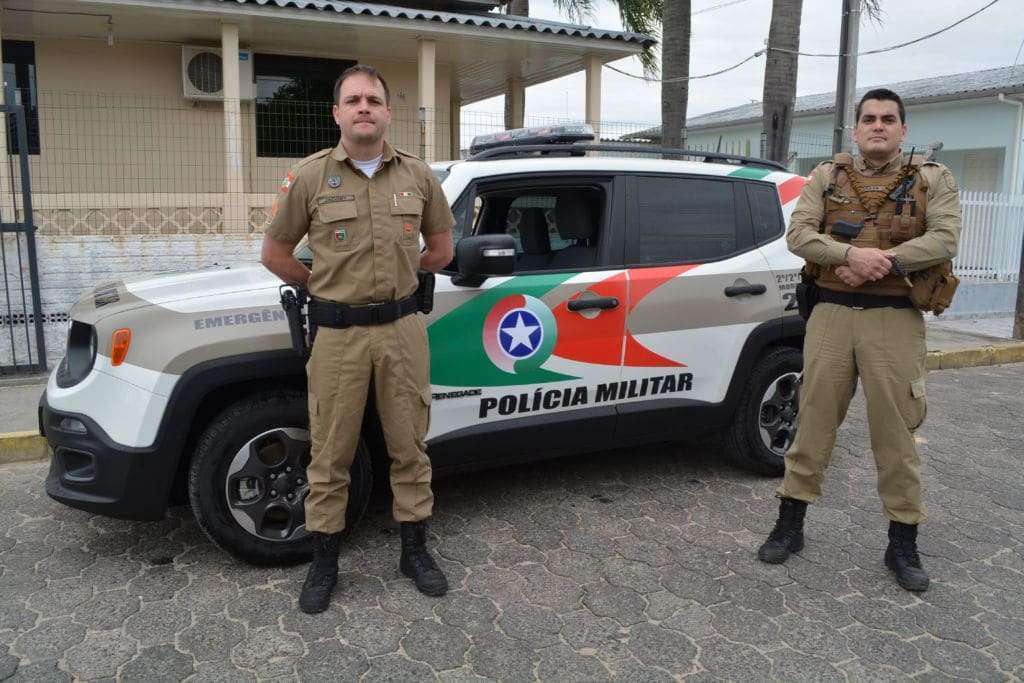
[365,302,385,324]
[364,301,397,324]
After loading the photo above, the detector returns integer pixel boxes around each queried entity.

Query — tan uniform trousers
[777,302,929,524]
[305,313,433,534]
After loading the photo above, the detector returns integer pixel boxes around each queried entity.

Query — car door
[424,173,628,467]
[616,173,780,440]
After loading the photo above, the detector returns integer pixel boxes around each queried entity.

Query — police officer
[261,65,455,613]
[756,89,961,592]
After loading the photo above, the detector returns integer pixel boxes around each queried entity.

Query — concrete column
[449,95,461,160]
[504,78,524,130]
[584,55,602,140]
[417,39,437,162]
[221,22,246,233]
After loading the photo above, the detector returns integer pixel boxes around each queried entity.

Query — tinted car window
[632,176,737,263]
[748,183,784,244]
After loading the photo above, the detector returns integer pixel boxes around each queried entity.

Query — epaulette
[294,147,333,170]
[393,146,423,162]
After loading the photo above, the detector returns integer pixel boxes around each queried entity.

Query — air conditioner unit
[181,46,255,100]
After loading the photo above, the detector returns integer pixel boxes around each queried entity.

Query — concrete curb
[926,342,1024,371]
[0,431,49,466]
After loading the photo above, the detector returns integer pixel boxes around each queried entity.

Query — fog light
[58,417,87,434]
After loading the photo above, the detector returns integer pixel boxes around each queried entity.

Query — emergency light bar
[469,124,596,156]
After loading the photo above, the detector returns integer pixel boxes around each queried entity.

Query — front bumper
[41,390,177,520]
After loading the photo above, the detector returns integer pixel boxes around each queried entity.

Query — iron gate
[1,103,46,376]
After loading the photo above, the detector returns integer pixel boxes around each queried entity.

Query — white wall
[1,233,263,369]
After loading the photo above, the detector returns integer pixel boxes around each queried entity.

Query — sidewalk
[922,313,1024,369]
[2,315,1022,461]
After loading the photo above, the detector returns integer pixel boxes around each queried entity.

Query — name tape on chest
[318,194,356,204]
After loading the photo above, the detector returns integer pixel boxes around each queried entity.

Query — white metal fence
[954,191,1024,282]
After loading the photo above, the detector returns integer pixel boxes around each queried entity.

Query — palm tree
[761,0,802,163]
[660,0,690,150]
[761,0,883,163]
[500,0,664,131]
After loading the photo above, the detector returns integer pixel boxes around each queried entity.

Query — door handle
[724,284,767,297]
[568,297,619,312]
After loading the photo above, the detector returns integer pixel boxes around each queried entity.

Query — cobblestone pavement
[2,363,1024,681]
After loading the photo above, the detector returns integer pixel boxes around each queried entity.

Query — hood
[70,263,281,324]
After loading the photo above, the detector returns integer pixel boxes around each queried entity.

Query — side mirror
[451,234,516,287]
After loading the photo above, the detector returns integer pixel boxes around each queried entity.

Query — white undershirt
[351,154,383,178]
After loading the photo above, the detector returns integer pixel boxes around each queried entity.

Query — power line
[693,0,760,16]
[607,0,1001,84]
[605,50,765,83]
[774,0,1000,57]
[1009,35,1024,84]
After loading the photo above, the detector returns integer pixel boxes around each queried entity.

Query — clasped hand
[836,247,892,287]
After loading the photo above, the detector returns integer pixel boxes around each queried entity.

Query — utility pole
[832,0,860,154]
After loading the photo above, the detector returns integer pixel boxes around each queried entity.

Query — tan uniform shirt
[786,151,961,273]
[267,141,455,304]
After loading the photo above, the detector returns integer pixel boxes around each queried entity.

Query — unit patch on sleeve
[279,171,296,193]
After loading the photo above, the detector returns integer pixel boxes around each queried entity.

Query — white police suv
[40,126,807,563]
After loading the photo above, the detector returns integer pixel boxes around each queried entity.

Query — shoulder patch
[942,169,958,192]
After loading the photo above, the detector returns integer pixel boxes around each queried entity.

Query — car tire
[187,389,372,565]
[724,347,803,477]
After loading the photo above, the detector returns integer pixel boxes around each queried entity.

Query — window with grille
[255,54,356,158]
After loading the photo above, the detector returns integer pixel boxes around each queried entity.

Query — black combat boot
[885,521,929,592]
[299,532,342,614]
[757,498,808,564]
[399,521,449,597]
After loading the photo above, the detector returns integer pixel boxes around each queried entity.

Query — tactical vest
[816,152,929,296]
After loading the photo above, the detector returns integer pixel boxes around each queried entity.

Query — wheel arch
[722,316,805,416]
[160,351,307,507]
[163,351,390,508]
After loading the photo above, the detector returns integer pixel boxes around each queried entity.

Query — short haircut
[856,88,906,124]
[333,65,390,106]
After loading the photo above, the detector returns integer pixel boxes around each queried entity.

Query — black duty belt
[309,295,418,328]
[818,288,914,310]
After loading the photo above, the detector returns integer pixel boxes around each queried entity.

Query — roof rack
[467,142,788,172]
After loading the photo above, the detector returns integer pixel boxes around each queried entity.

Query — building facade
[0,0,653,372]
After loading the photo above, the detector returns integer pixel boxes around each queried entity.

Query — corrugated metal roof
[629,65,1024,138]
[217,0,656,47]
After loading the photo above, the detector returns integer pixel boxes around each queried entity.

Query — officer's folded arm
[419,230,454,273]
[261,234,312,287]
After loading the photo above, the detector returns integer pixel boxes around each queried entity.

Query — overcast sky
[464,0,1024,129]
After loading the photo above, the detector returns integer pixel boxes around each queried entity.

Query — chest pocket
[391,192,424,245]
[317,197,359,251]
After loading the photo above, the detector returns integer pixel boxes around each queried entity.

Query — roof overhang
[6,0,653,105]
